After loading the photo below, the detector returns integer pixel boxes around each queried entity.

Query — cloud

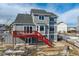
[0,3,39,25]
[0,3,79,27]
[58,8,79,27]
[0,3,59,25]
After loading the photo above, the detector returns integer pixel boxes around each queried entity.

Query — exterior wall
[49,17,57,42]
[32,14,49,25]
[54,33,57,42]
[36,24,47,35]
[49,25,57,41]
[13,25,24,31]
[32,13,49,36]
[31,13,57,42]
[12,24,36,31]
[36,25,49,39]
[57,23,67,33]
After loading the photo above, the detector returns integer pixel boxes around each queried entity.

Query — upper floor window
[49,17,57,25]
[39,16,44,20]
[50,26,54,31]
[50,18,54,22]
[40,26,44,31]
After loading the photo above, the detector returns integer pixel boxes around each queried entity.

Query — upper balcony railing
[49,21,57,25]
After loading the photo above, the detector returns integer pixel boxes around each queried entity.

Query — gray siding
[32,13,57,41]
[32,14,49,25]
[12,24,36,31]
[32,14,49,35]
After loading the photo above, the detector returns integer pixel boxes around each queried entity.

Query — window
[39,16,41,20]
[42,16,44,20]
[27,27,29,33]
[32,38,37,43]
[44,35,47,38]
[49,18,57,25]
[30,27,32,33]
[54,21,57,24]
[50,18,54,21]
[24,27,27,31]
[37,26,38,31]
[40,26,44,31]
[50,26,54,31]
[49,35,54,39]
[39,16,44,20]
[49,22,54,25]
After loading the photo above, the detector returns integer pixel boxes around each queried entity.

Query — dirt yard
[0,40,79,56]
[36,40,79,56]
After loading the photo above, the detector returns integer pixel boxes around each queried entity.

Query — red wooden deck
[12,31,52,47]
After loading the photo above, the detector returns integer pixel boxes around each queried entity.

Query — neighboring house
[0,24,6,31]
[57,22,67,33]
[0,24,6,43]
[68,27,76,31]
[0,24,6,35]
[68,27,76,33]
[11,9,58,45]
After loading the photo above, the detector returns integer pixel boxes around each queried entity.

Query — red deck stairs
[12,31,52,47]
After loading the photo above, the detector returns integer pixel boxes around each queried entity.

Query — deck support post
[24,38,27,53]
[13,37,15,49]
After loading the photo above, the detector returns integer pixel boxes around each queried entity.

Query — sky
[0,3,79,27]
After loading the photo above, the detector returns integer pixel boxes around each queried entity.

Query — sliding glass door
[24,26,32,33]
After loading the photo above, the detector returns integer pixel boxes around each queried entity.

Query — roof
[31,9,57,17]
[68,27,76,30]
[68,28,76,30]
[47,12,58,17]
[57,22,66,25]
[14,9,58,24]
[14,14,34,24]
[31,9,47,14]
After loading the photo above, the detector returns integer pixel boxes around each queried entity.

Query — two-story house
[12,9,58,46]
[57,22,67,33]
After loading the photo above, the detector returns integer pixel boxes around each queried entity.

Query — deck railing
[12,31,52,47]
[13,31,36,36]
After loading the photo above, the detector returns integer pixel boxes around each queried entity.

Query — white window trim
[39,16,44,20]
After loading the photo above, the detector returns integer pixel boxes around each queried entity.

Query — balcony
[49,31,54,34]
[49,21,57,25]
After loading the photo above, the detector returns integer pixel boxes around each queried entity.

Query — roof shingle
[31,9,58,17]
[14,14,34,24]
